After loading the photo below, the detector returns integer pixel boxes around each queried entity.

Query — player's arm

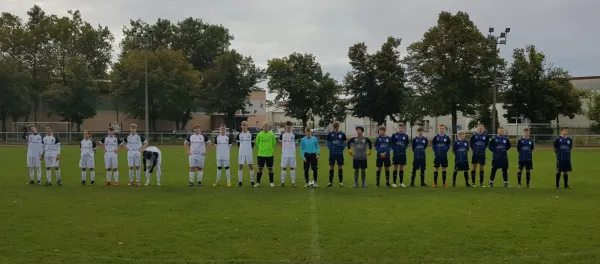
[452,141,457,154]
[278,133,283,145]
[314,138,320,156]
[488,138,495,152]
[116,138,122,153]
[204,135,211,151]
[506,138,511,151]
[366,138,373,155]
[300,138,306,158]
[228,135,233,150]
[236,133,241,147]
[531,140,535,151]
[374,138,382,154]
[184,135,191,155]
[517,140,522,152]
[469,135,476,150]
[271,133,277,148]
[325,132,331,149]
[122,136,129,151]
[92,140,97,153]
[142,151,148,171]
[99,136,107,151]
[411,138,416,152]
[55,135,61,158]
[141,136,148,150]
[251,133,255,148]
[424,138,429,149]
[386,137,392,153]
[446,136,451,149]
[149,152,158,173]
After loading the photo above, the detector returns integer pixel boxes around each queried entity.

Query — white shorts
[104,153,118,169]
[27,156,41,167]
[146,158,162,168]
[281,157,296,168]
[44,155,60,167]
[217,159,230,168]
[79,155,95,169]
[189,155,206,168]
[238,155,253,165]
[128,156,141,167]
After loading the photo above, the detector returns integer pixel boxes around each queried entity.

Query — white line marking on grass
[309,189,321,263]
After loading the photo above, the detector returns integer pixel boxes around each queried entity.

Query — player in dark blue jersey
[470,123,490,187]
[325,121,347,187]
[432,124,451,188]
[553,127,572,189]
[517,128,534,188]
[391,123,409,187]
[488,127,511,188]
[452,131,471,187]
[374,126,392,188]
[410,127,428,187]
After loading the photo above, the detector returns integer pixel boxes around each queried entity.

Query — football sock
[136,169,141,182]
[238,170,243,183]
[225,169,231,182]
[257,172,262,183]
[156,167,161,183]
[360,168,366,184]
[112,171,117,182]
[490,168,497,182]
[281,170,286,183]
[216,169,222,182]
[329,169,334,183]
[55,169,61,181]
[385,170,390,185]
[189,172,195,182]
[433,171,439,184]
[304,169,309,183]
[268,172,274,183]
[452,171,458,185]
[107,171,112,182]
[146,170,150,183]
[91,171,96,181]
[290,170,296,184]
[376,170,381,185]
[410,170,416,185]
[338,169,343,183]
[81,171,86,181]
[564,173,569,187]
[249,170,255,183]
[312,169,318,182]
[517,171,522,184]
[442,171,447,184]
[36,167,42,182]
[555,172,560,187]
[46,169,51,182]
[502,168,508,182]
[471,170,476,184]
[354,169,359,184]
[479,171,485,185]
[28,167,34,181]
[526,172,531,185]
[399,171,404,184]
[463,171,469,184]
[197,171,204,182]
[420,171,425,184]
[129,170,134,182]
[392,170,398,184]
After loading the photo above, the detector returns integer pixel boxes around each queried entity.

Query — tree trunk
[556,115,560,135]
[1,115,6,133]
[451,109,458,138]
[75,122,81,132]
[175,121,180,130]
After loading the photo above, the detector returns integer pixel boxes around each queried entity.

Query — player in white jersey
[279,121,298,187]
[23,125,44,185]
[143,146,162,186]
[236,121,255,187]
[214,124,233,187]
[42,126,61,186]
[99,127,122,186]
[185,124,211,186]
[122,124,147,186]
[80,130,97,185]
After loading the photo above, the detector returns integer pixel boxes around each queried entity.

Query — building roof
[570,76,600,80]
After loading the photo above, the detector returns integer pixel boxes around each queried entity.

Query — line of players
[23,120,574,189]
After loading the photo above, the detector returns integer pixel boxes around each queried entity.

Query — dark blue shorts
[376,157,391,168]
[518,161,533,170]
[492,159,509,169]
[353,159,367,169]
[413,159,426,171]
[434,156,448,168]
[556,160,572,172]
[471,153,486,165]
[454,162,470,171]
[393,155,407,165]
[329,155,344,166]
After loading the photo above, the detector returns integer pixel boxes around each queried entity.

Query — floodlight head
[500,32,506,38]
[505,28,511,33]
[489,27,495,33]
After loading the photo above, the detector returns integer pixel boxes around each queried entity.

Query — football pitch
[1,146,600,264]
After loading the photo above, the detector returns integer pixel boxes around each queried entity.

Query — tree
[266,52,334,128]
[44,56,99,131]
[316,77,347,128]
[404,11,502,133]
[0,56,31,132]
[396,94,427,136]
[468,104,499,133]
[202,49,265,129]
[587,94,600,133]
[345,37,408,126]
[111,48,202,131]
[503,45,584,135]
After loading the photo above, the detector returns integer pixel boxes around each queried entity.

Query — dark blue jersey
[326,131,347,155]
[453,139,469,164]
[391,132,409,156]
[470,133,489,155]
[432,134,451,158]
[488,136,511,160]
[412,136,428,160]
[517,137,534,162]
[375,135,392,156]
[553,136,572,161]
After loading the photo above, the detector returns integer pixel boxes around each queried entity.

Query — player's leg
[328,160,335,186]
[280,158,288,187]
[128,155,135,185]
[353,160,360,187]
[471,158,477,186]
[145,159,152,186]
[360,161,368,187]
[256,157,265,187]
[303,155,310,186]
[410,160,417,187]
[267,157,275,187]
[135,155,142,185]
[197,156,206,185]
[310,154,318,184]
[479,164,486,187]
[248,161,255,186]
[384,159,391,187]
[44,156,52,185]
[155,165,162,186]
[188,156,197,186]
[392,163,399,186]
[34,157,42,184]
[27,156,35,184]
[375,158,383,187]
[452,166,458,187]
[79,156,87,185]
[215,159,223,186]
[104,153,112,185]
[489,161,498,187]
[54,164,61,185]
[463,170,470,187]
[563,161,571,189]
[289,158,297,187]
[433,163,439,187]
[237,156,244,186]
[517,163,524,187]
[224,159,232,186]
[337,157,344,186]
[112,154,119,185]
[89,156,96,185]
[441,163,448,187]
[525,168,531,188]
[399,162,406,187]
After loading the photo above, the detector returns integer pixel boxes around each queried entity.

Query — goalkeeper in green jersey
[254,122,277,187]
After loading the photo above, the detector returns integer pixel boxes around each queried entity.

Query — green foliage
[345,37,407,125]
[404,11,502,133]
[0,56,31,132]
[468,104,499,133]
[396,93,427,135]
[202,50,265,128]
[316,77,347,128]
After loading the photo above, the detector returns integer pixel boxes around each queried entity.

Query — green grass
[1,146,600,264]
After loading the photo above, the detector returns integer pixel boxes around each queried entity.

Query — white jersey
[80,139,97,157]
[100,135,122,152]
[145,146,161,161]
[215,134,232,160]
[185,134,210,155]
[123,134,146,157]
[280,132,297,158]
[24,132,43,158]
[237,132,253,156]
[42,134,60,156]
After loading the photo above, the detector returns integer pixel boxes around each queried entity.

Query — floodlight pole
[489,27,510,134]
[133,28,153,139]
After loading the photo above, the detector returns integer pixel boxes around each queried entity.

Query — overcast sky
[3,0,600,99]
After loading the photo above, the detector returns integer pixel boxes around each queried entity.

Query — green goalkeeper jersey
[256,131,276,157]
